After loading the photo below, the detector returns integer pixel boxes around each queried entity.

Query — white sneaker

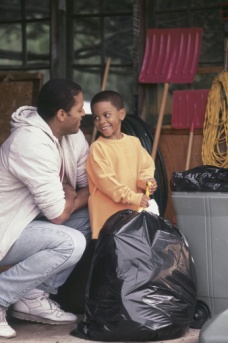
[11,290,77,325]
[0,305,16,338]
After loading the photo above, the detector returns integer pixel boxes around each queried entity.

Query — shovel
[172,89,209,170]
[138,27,203,160]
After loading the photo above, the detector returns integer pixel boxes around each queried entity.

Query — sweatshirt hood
[10,106,57,143]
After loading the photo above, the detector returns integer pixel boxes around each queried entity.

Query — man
[0,79,91,338]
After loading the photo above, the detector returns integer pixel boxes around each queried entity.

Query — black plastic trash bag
[71,209,197,341]
[171,165,228,192]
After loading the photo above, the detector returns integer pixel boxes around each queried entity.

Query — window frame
[0,0,51,72]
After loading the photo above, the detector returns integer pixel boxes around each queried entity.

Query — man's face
[62,92,85,135]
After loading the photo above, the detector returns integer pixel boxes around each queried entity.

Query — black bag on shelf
[71,209,197,341]
[171,165,228,192]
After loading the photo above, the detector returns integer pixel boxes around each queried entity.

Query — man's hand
[62,183,77,199]
[73,186,89,211]
[50,183,88,225]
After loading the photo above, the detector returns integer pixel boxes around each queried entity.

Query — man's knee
[64,229,86,267]
[46,225,86,270]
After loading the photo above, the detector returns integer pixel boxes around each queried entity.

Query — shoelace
[40,293,64,314]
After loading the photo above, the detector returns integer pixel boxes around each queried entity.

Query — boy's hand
[146,178,157,194]
[140,194,150,208]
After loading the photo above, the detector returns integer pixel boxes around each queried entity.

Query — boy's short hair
[37,78,82,121]
[91,90,124,111]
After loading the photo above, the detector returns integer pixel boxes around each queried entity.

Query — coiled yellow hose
[202,71,228,167]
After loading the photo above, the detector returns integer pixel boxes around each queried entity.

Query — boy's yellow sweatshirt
[86,134,155,239]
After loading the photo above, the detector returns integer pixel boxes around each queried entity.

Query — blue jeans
[0,207,91,308]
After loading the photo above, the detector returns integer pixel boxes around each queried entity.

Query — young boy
[86,90,157,239]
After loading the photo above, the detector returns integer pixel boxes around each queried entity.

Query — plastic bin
[172,191,228,326]
[199,309,228,343]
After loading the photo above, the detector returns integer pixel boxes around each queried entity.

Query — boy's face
[91,101,126,139]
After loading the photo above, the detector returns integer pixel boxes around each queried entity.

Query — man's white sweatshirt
[0,106,89,260]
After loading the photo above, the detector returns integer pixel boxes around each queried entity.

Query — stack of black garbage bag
[71,209,197,341]
[171,165,228,192]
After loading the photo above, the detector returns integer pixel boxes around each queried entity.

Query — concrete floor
[0,316,200,343]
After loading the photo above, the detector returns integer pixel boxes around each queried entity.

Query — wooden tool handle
[101,57,111,91]
[185,131,194,171]
[151,82,169,160]
[90,57,111,144]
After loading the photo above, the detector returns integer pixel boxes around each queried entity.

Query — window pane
[27,22,50,65]
[73,0,100,14]
[104,0,133,13]
[192,9,224,64]
[104,16,133,63]
[73,68,102,105]
[157,12,188,28]
[156,0,188,10]
[108,67,134,113]
[0,24,22,65]
[25,0,50,19]
[0,0,21,21]
[73,18,101,64]
[191,0,221,8]
[73,66,133,114]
